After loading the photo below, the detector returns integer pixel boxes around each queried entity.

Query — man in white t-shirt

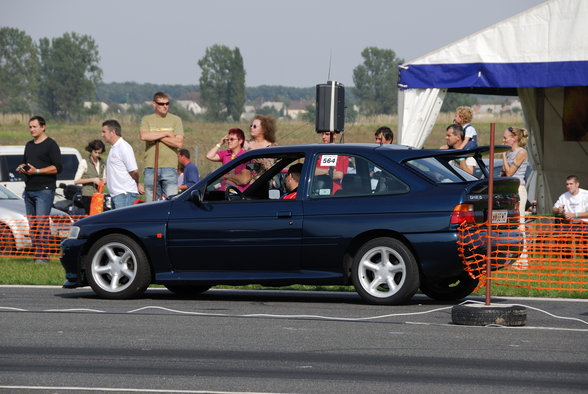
[101,119,144,209]
[553,175,588,222]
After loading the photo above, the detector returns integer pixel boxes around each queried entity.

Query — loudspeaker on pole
[315,81,345,133]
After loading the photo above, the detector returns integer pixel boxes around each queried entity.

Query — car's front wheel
[85,234,151,299]
[351,237,419,305]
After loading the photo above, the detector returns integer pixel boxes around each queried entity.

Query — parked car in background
[61,144,522,304]
[0,145,82,201]
[0,184,72,253]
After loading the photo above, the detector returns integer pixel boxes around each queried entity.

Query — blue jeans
[111,192,139,209]
[24,189,55,259]
[144,167,178,202]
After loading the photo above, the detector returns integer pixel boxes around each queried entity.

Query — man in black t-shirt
[17,116,62,263]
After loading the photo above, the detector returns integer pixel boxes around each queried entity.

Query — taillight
[450,203,475,224]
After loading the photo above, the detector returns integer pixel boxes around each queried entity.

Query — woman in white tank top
[501,126,529,215]
[501,126,530,269]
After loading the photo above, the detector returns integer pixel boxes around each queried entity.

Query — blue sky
[1,0,544,87]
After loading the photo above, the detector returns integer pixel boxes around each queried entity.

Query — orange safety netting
[0,215,87,259]
[458,216,587,294]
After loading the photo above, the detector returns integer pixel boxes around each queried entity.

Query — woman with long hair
[246,115,277,150]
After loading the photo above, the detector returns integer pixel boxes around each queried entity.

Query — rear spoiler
[426,145,511,159]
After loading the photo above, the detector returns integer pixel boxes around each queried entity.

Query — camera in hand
[18,164,31,171]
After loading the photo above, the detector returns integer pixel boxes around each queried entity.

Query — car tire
[0,224,16,253]
[351,237,419,305]
[452,304,527,326]
[85,234,151,299]
[165,284,211,297]
[419,271,479,301]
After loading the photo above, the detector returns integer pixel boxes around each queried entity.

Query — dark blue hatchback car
[61,143,521,304]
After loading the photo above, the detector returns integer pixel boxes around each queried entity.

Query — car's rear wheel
[0,224,16,253]
[420,271,479,301]
[86,234,151,299]
[351,237,419,305]
[165,284,211,297]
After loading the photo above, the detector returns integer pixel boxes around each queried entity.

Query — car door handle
[277,211,292,218]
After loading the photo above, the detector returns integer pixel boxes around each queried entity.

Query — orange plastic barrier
[458,216,587,294]
[0,215,87,260]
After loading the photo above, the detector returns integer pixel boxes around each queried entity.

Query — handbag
[89,181,105,216]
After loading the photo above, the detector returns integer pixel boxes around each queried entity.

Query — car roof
[237,143,510,162]
[0,145,81,156]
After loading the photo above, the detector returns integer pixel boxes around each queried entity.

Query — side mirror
[189,189,203,207]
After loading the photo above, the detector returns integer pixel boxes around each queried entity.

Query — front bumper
[60,238,88,288]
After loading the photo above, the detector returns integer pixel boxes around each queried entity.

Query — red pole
[486,123,495,305]
[153,141,159,201]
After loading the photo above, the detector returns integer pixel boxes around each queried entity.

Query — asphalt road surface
[0,286,587,393]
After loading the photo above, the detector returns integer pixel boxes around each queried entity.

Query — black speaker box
[315,82,344,132]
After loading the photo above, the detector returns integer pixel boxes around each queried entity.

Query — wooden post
[153,141,159,201]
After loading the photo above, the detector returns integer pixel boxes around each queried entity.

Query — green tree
[0,27,41,113]
[352,47,403,115]
[38,32,102,119]
[198,44,246,121]
[227,48,246,121]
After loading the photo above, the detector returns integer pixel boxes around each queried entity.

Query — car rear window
[406,157,478,183]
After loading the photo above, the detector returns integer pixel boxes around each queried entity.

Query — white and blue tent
[397,0,588,211]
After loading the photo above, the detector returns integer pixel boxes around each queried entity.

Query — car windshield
[406,156,478,183]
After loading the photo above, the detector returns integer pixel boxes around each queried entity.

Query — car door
[166,155,304,273]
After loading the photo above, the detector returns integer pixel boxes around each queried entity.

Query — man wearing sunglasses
[139,91,184,201]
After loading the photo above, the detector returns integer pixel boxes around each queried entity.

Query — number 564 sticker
[320,155,338,166]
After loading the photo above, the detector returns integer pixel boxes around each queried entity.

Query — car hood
[74,200,174,226]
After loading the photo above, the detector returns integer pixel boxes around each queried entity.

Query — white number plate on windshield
[492,210,508,223]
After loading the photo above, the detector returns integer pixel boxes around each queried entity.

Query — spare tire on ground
[452,303,527,326]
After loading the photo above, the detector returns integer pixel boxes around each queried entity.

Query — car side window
[204,153,305,202]
[310,154,409,198]
[371,165,410,195]
[310,154,351,197]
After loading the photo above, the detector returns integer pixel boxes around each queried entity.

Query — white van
[0,145,82,201]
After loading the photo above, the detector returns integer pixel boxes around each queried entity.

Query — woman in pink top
[206,128,251,192]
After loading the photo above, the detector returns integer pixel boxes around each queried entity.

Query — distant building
[83,101,109,113]
[261,101,284,112]
[176,100,203,115]
[286,99,314,119]
[240,105,256,121]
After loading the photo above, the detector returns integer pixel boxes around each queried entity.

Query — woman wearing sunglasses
[246,115,277,151]
[206,128,251,192]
